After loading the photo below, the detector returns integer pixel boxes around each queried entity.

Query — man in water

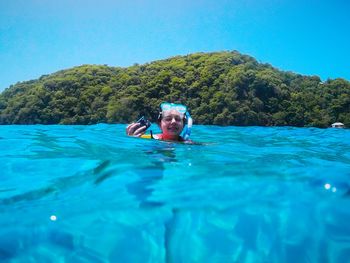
[126,102,193,142]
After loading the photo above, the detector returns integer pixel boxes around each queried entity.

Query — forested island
[0,51,349,127]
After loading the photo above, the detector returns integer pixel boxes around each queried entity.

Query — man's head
[159,109,185,137]
[157,102,188,139]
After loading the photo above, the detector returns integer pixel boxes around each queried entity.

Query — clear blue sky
[1,0,349,92]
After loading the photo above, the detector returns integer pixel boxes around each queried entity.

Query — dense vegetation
[1,51,349,127]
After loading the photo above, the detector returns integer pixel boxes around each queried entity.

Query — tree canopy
[1,51,349,127]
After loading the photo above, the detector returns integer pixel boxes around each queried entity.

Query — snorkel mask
[159,102,193,140]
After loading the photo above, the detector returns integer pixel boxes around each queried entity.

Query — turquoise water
[1,124,350,263]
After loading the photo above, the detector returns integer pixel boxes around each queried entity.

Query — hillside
[0,51,349,127]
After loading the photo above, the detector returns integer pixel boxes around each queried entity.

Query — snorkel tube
[181,111,193,141]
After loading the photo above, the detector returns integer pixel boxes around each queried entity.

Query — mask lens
[160,103,187,114]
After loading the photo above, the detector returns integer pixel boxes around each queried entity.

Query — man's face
[160,110,184,136]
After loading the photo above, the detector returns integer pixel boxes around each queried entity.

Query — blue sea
[0,124,350,263]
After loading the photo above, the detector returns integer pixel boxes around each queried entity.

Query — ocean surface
[0,124,350,263]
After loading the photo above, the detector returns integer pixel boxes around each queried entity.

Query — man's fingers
[126,123,136,134]
[134,126,147,136]
[126,123,142,136]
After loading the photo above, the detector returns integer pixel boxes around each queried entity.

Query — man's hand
[126,123,148,137]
